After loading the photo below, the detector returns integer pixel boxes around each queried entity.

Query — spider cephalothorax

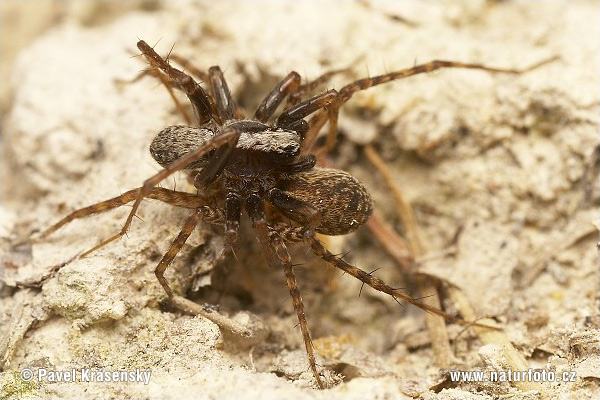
[39,40,549,388]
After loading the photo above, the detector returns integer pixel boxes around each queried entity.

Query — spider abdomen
[150,125,215,169]
[281,167,372,235]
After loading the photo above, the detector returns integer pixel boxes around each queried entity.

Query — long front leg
[287,68,349,107]
[81,128,240,257]
[308,57,558,154]
[37,188,210,239]
[275,90,338,129]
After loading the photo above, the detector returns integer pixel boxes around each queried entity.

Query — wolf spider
[38,40,550,388]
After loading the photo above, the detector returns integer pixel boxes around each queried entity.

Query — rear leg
[302,228,494,329]
[249,193,325,387]
[270,232,325,389]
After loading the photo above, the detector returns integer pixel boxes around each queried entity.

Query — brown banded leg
[275,89,338,129]
[287,68,349,107]
[270,232,324,389]
[38,188,210,239]
[137,40,214,125]
[81,127,241,258]
[246,193,323,387]
[254,71,301,122]
[302,228,492,329]
[154,209,202,297]
[155,209,203,297]
[307,57,558,154]
[165,54,250,120]
[122,64,194,124]
[167,54,210,82]
[130,54,208,124]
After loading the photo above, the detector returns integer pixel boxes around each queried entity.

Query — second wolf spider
[38,40,552,388]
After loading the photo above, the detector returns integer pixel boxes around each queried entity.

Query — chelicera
[38,40,551,388]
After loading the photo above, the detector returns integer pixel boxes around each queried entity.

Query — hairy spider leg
[39,187,225,299]
[208,66,237,123]
[265,219,495,332]
[153,204,226,297]
[81,128,241,258]
[253,68,347,123]
[153,53,249,121]
[275,89,338,129]
[254,71,301,122]
[122,66,194,125]
[38,188,211,239]
[155,209,204,297]
[302,229,497,329]
[301,57,557,155]
[262,190,325,388]
[131,53,209,125]
[166,53,210,82]
[270,232,325,389]
[137,40,214,125]
[287,68,349,107]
